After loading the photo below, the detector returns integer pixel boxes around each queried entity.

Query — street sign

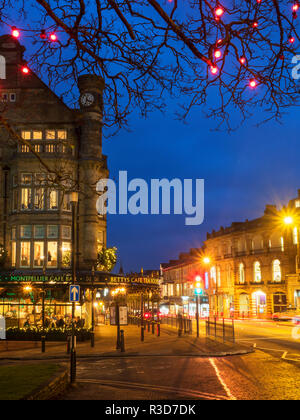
[110,306,116,325]
[119,306,128,326]
[69,285,80,302]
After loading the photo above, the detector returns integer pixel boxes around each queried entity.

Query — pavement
[0,324,251,361]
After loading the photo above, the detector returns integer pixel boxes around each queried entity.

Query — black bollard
[67,335,71,354]
[41,336,46,353]
[120,330,125,352]
[157,322,160,337]
[152,321,155,334]
[141,325,145,342]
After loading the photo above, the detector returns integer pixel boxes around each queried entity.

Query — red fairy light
[50,33,57,41]
[289,36,295,43]
[11,27,20,38]
[214,49,222,59]
[217,39,223,45]
[215,7,224,17]
[293,4,299,11]
[252,21,258,28]
[240,57,246,65]
[210,65,218,75]
[40,30,47,40]
[249,79,257,88]
[257,0,262,3]
[21,66,30,75]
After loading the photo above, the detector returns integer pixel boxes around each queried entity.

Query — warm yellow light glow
[284,216,293,225]
[23,285,32,293]
[195,275,201,282]
[203,257,211,265]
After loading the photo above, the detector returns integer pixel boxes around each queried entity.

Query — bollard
[178,327,182,337]
[147,320,150,332]
[152,321,155,334]
[120,329,125,352]
[70,349,76,383]
[157,322,160,337]
[91,331,95,348]
[141,325,145,342]
[41,336,46,353]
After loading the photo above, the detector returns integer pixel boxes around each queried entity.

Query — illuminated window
[34,145,41,153]
[46,130,56,140]
[63,193,71,211]
[11,227,16,240]
[293,228,298,245]
[296,200,300,208]
[272,259,282,282]
[49,190,58,210]
[21,174,32,185]
[20,225,31,239]
[57,130,67,140]
[21,131,31,140]
[281,237,285,252]
[11,242,16,267]
[61,242,71,267]
[34,188,45,210]
[20,242,31,267]
[32,131,42,140]
[47,242,57,267]
[254,261,262,283]
[210,266,217,284]
[21,188,32,210]
[47,225,58,239]
[217,266,221,287]
[45,144,56,153]
[20,145,30,153]
[34,242,44,267]
[239,263,245,284]
[34,225,45,239]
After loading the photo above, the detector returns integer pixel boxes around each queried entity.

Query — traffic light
[194,276,204,296]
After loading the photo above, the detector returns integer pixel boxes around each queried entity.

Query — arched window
[272,259,282,283]
[0,55,6,80]
[254,261,262,283]
[293,227,298,245]
[239,263,245,284]
[217,266,221,287]
[252,236,263,250]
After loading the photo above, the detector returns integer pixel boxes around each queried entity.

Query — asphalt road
[61,320,300,400]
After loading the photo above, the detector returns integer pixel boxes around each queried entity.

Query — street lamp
[112,287,126,349]
[70,190,79,383]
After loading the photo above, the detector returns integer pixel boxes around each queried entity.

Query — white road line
[282,352,287,359]
[209,358,237,401]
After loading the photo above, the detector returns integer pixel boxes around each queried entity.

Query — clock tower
[77,74,108,269]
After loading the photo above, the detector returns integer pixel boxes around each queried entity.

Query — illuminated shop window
[34,188,45,210]
[21,188,32,210]
[49,190,58,210]
[47,242,57,268]
[61,242,71,267]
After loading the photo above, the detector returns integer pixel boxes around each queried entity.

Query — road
[61,320,300,400]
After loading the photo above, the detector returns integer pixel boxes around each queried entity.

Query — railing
[206,317,235,343]
[160,315,193,335]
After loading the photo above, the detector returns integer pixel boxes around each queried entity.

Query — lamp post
[70,191,79,383]
[41,255,46,353]
[91,266,95,348]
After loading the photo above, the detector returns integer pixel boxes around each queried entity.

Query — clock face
[80,92,95,107]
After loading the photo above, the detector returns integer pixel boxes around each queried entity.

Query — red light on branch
[21,66,30,75]
[210,65,218,75]
[215,7,224,18]
[293,4,299,12]
[289,36,295,43]
[252,21,258,28]
[214,49,222,59]
[249,79,257,88]
[50,33,57,41]
[40,30,47,40]
[240,57,247,65]
[11,27,20,38]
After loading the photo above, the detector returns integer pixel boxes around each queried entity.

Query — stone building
[0,34,108,273]
[161,193,300,319]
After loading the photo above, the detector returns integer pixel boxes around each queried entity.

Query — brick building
[161,193,300,319]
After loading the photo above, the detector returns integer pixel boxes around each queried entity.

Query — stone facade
[0,35,108,274]
[162,195,300,318]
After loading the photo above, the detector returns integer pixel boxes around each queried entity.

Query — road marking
[282,352,287,359]
[254,343,257,348]
[209,358,237,401]
[77,378,229,400]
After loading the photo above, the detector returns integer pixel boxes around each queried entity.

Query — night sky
[105,103,300,273]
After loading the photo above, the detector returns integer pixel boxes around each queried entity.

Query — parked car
[272,308,300,323]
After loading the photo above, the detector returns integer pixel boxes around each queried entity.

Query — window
[34,188,45,210]
[20,242,31,267]
[254,261,262,283]
[296,200,300,208]
[63,193,71,211]
[20,225,31,239]
[47,242,57,267]
[35,173,46,186]
[57,130,67,140]
[21,131,31,140]
[34,242,44,268]
[47,225,58,239]
[32,131,42,140]
[11,227,16,240]
[13,175,18,186]
[21,174,32,185]
[49,190,58,210]
[10,93,16,102]
[11,242,16,267]
[21,188,32,210]
[293,228,298,245]
[62,242,71,267]
[46,130,56,140]
[62,226,71,240]
[34,225,45,239]
[272,259,282,283]
[12,189,18,211]
[210,266,217,284]
[217,266,221,287]
[239,263,245,284]
[34,145,41,153]
[20,145,30,153]
[45,144,56,153]
[281,237,284,252]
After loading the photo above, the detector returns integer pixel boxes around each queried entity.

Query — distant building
[161,192,300,318]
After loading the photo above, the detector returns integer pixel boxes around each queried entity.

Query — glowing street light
[203,257,211,265]
[284,216,294,225]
